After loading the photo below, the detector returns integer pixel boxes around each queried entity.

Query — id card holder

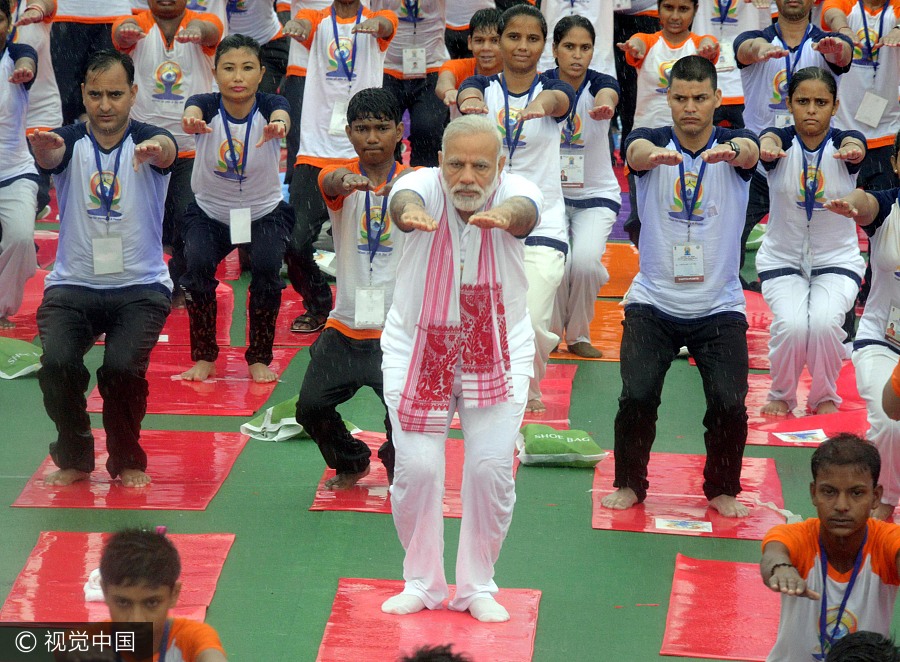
[329,100,349,136]
[855,91,889,129]
[560,151,585,189]
[774,111,793,128]
[402,47,427,79]
[92,235,124,275]
[230,207,252,245]
[355,286,385,328]
[673,243,704,283]
[885,304,900,349]
[716,41,736,72]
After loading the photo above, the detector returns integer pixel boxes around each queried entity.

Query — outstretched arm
[467,195,538,238]
[736,37,789,66]
[626,138,683,171]
[390,190,438,233]
[761,541,821,600]
[28,129,66,170]
[822,188,879,227]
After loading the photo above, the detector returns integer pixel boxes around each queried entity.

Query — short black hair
[553,14,595,47]
[499,4,547,41]
[469,8,502,37]
[85,50,136,87]
[215,33,262,68]
[811,434,881,488]
[347,87,402,125]
[788,66,837,103]
[669,55,717,91]
[400,644,473,662]
[100,529,181,589]
[0,0,11,23]
[825,631,900,661]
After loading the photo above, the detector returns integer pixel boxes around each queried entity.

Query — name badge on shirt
[774,110,793,128]
[673,243,704,282]
[886,304,900,349]
[92,235,124,275]
[560,152,585,188]
[402,47,427,79]
[355,286,385,328]
[716,42,736,72]
[329,100,349,136]
[230,207,252,245]
[855,92,889,129]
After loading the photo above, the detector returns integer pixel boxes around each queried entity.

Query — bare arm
[28,129,66,170]
[468,195,538,237]
[625,138,683,171]
[390,190,437,232]
[435,70,459,105]
[177,17,222,47]
[813,35,852,67]
[822,188,880,227]
[736,37,789,66]
[822,7,857,44]
[520,89,570,120]
[587,87,618,121]
[14,0,55,25]
[457,87,488,114]
[701,136,759,169]
[283,17,313,41]
[320,167,377,198]
[352,15,394,39]
[255,109,290,147]
[133,133,177,171]
[759,131,786,162]
[10,54,36,84]
[761,541,821,600]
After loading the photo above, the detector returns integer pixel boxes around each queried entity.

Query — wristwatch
[725,140,741,161]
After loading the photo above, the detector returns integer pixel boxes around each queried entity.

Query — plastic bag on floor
[516,424,607,468]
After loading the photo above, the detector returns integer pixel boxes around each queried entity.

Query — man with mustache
[379,114,542,624]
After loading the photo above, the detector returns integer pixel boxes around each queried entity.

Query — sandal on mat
[290,313,327,333]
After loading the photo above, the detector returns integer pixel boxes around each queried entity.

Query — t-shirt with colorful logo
[226,0,282,45]
[538,0,615,77]
[369,0,447,77]
[285,0,333,77]
[0,43,38,184]
[11,0,62,131]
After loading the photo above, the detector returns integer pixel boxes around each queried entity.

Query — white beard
[441,171,500,214]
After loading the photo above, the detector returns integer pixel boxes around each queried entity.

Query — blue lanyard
[564,74,588,143]
[359,161,397,266]
[331,5,362,83]
[801,129,831,223]
[858,0,891,73]
[670,128,717,226]
[116,619,169,662]
[774,24,812,89]
[90,122,131,223]
[501,74,539,164]
[818,529,867,657]
[404,0,418,23]
[219,96,256,189]
[716,0,732,25]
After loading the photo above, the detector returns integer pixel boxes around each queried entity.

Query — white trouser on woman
[525,244,566,402]
[0,178,38,318]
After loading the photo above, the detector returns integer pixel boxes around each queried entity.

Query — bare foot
[248,362,278,383]
[0,316,15,329]
[601,487,639,510]
[761,400,790,416]
[872,502,895,521]
[468,597,510,623]
[381,593,426,615]
[526,398,546,413]
[44,468,90,486]
[709,494,750,518]
[120,469,151,488]
[181,360,215,381]
[324,465,370,489]
[813,400,839,415]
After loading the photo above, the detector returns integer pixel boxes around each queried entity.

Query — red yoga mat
[597,242,639,299]
[592,452,786,540]
[12,429,247,510]
[746,362,865,422]
[257,285,338,348]
[551,300,625,362]
[157,283,233,347]
[0,531,235,623]
[745,290,773,333]
[216,249,242,281]
[309,431,519,517]
[660,554,779,661]
[450,364,577,431]
[317,578,541,662]
[34,230,59,268]
[86,345,300,416]
[747,408,869,448]
[0,269,47,342]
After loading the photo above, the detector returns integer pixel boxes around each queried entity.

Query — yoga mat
[34,229,58,268]
[157,283,233,346]
[0,269,47,342]
[597,242,639,298]
[12,429,247,510]
[263,285,338,347]
[0,531,235,623]
[746,408,869,447]
[86,345,300,416]
[551,300,625,362]
[592,452,786,540]
[216,249,242,281]
[746,362,865,420]
[317,578,541,662]
[450,363,578,430]
[660,554,778,661]
[310,431,518,518]
[745,290,773,333]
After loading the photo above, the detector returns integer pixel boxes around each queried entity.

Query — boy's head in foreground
[810,435,883,541]
[825,631,900,661]
[345,88,403,168]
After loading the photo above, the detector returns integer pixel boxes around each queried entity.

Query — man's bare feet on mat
[813,400,839,415]
[44,468,90,486]
[709,494,749,518]
[761,400,789,416]
[325,465,370,489]
[181,360,215,381]
[120,469,151,488]
[526,398,545,413]
[468,597,510,623]
[601,487,639,510]
[873,502,895,521]
[248,362,277,383]
[381,593,426,615]
[0,316,15,329]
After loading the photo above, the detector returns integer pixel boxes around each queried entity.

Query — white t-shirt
[226,0,282,45]
[538,0,616,78]
[187,92,289,221]
[369,0,448,76]
[11,0,62,130]
[286,0,335,76]
[56,0,131,20]
[0,43,39,184]
[446,0,493,29]
[854,189,900,350]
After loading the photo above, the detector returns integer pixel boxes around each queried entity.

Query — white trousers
[761,272,858,410]
[0,178,37,318]
[552,205,616,345]
[853,344,900,506]
[525,244,566,401]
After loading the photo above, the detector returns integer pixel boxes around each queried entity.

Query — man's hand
[701,143,737,163]
[648,147,684,166]
[757,43,790,61]
[182,116,212,135]
[175,21,204,43]
[588,104,615,121]
[767,565,821,600]
[28,129,64,152]
[880,26,900,47]
[468,207,511,231]
[812,35,847,56]
[399,202,438,232]
[256,120,286,147]
[352,17,383,34]
[833,141,864,164]
[339,172,375,192]
[283,18,311,41]
[133,140,163,171]
[116,21,146,48]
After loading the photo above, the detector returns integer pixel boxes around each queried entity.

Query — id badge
[885,304,900,349]
[715,41,736,72]
[560,152,585,189]
[329,100,349,136]
[92,235,124,275]
[855,91,889,129]
[355,286,385,328]
[230,207,252,245]
[402,47,427,79]
[774,111,793,128]
[673,243,704,283]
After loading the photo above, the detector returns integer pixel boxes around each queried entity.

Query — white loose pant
[0,178,37,318]
[853,344,900,506]
[761,272,858,410]
[552,205,616,345]
[525,244,566,401]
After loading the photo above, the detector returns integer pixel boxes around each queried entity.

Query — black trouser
[382,72,448,167]
[259,35,289,95]
[282,74,306,187]
[445,27,470,59]
[37,285,171,477]
[714,103,744,129]
[613,305,749,502]
[163,157,196,295]
[296,327,394,476]
[50,21,115,125]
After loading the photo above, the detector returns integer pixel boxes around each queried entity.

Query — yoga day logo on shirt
[851,27,879,66]
[768,69,789,110]
[214,139,245,180]
[712,0,739,24]
[153,61,184,101]
[327,37,357,79]
[669,172,704,222]
[225,0,246,13]
[561,113,584,148]
[796,165,826,211]
[87,171,123,218]
[357,205,393,253]
[812,607,858,660]
[497,108,527,147]
[656,59,676,94]
[186,0,209,11]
